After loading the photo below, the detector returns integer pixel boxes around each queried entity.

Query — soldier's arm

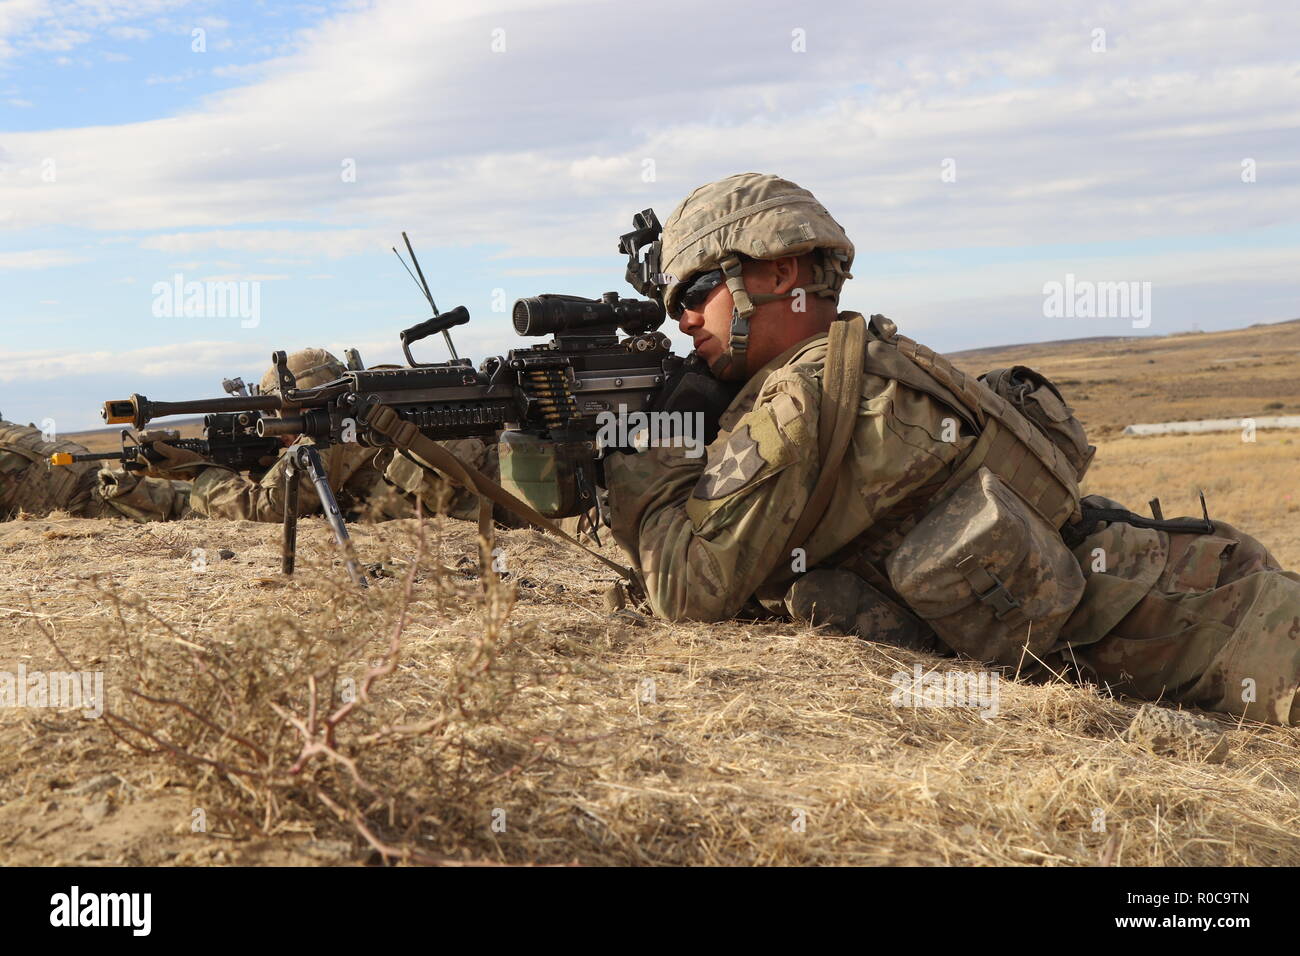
[190,442,393,522]
[605,362,969,622]
[604,363,825,622]
[383,438,491,520]
[189,454,322,522]
[93,468,190,521]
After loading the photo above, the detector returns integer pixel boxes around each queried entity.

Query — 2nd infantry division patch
[692,424,768,500]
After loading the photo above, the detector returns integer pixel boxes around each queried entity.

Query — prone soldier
[0,418,189,522]
[143,348,504,523]
[597,172,1300,726]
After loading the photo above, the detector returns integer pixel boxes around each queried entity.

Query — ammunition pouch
[886,467,1086,668]
[497,431,594,518]
[978,366,1096,482]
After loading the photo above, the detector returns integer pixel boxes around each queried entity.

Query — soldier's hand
[649,351,741,446]
[138,441,209,478]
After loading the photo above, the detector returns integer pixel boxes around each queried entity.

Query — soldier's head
[258,348,345,395]
[259,348,345,445]
[658,173,854,381]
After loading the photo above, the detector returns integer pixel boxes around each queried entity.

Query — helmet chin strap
[712,254,832,380]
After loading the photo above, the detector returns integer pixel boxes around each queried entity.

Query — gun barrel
[256,415,307,438]
[50,450,124,466]
[102,393,282,429]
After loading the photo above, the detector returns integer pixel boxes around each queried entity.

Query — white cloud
[107,25,151,41]
[198,273,291,281]
[0,339,271,383]
[0,249,88,270]
[0,0,1294,266]
[0,0,190,61]
[140,229,386,257]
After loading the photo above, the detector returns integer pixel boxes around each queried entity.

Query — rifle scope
[512,293,663,338]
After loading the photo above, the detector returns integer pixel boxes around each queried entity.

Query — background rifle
[51,413,283,473]
[96,217,680,580]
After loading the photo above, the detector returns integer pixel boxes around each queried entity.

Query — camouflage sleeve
[605,361,824,622]
[382,437,525,525]
[189,445,328,522]
[188,463,297,521]
[383,438,489,519]
[190,442,392,521]
[93,468,191,522]
[605,357,970,622]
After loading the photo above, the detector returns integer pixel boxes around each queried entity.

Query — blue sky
[1,0,1298,430]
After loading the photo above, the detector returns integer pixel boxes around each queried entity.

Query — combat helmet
[259,348,345,395]
[658,172,854,376]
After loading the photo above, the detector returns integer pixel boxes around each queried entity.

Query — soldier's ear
[769,255,802,295]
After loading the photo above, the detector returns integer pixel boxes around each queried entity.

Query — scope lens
[511,299,536,335]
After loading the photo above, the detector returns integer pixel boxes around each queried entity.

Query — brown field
[953,317,1300,440]
[3,318,1300,866]
[63,419,205,455]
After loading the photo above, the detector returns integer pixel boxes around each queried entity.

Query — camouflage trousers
[786,517,1300,725]
[1058,520,1300,725]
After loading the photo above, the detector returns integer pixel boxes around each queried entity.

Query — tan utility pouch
[978,366,1095,481]
[885,467,1085,667]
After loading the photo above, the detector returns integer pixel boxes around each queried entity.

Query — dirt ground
[4,317,1300,867]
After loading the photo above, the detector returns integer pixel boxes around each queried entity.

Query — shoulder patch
[692,424,766,500]
[690,396,809,503]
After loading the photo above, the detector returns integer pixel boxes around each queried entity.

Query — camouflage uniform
[1054,502,1300,725]
[192,441,397,521]
[183,348,489,523]
[605,172,1300,725]
[0,419,189,522]
[607,331,974,621]
[190,438,491,522]
[382,438,508,523]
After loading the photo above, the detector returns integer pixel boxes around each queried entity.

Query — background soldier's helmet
[258,348,346,395]
[659,172,855,320]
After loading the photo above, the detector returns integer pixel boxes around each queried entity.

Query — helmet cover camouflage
[659,172,855,318]
[259,348,345,395]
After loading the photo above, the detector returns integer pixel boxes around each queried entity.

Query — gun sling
[365,404,641,585]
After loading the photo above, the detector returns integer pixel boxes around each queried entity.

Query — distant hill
[947,316,1300,436]
[949,316,1300,363]
[61,417,206,453]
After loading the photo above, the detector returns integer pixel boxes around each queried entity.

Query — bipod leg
[282,451,301,575]
[294,445,368,589]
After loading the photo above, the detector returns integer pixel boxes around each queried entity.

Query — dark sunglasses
[669,269,726,319]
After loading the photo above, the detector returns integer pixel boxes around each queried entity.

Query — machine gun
[97,216,681,585]
[50,413,283,473]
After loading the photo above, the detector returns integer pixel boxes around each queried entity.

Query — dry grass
[3,513,1300,866]
[2,317,1299,866]
[1084,432,1300,569]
